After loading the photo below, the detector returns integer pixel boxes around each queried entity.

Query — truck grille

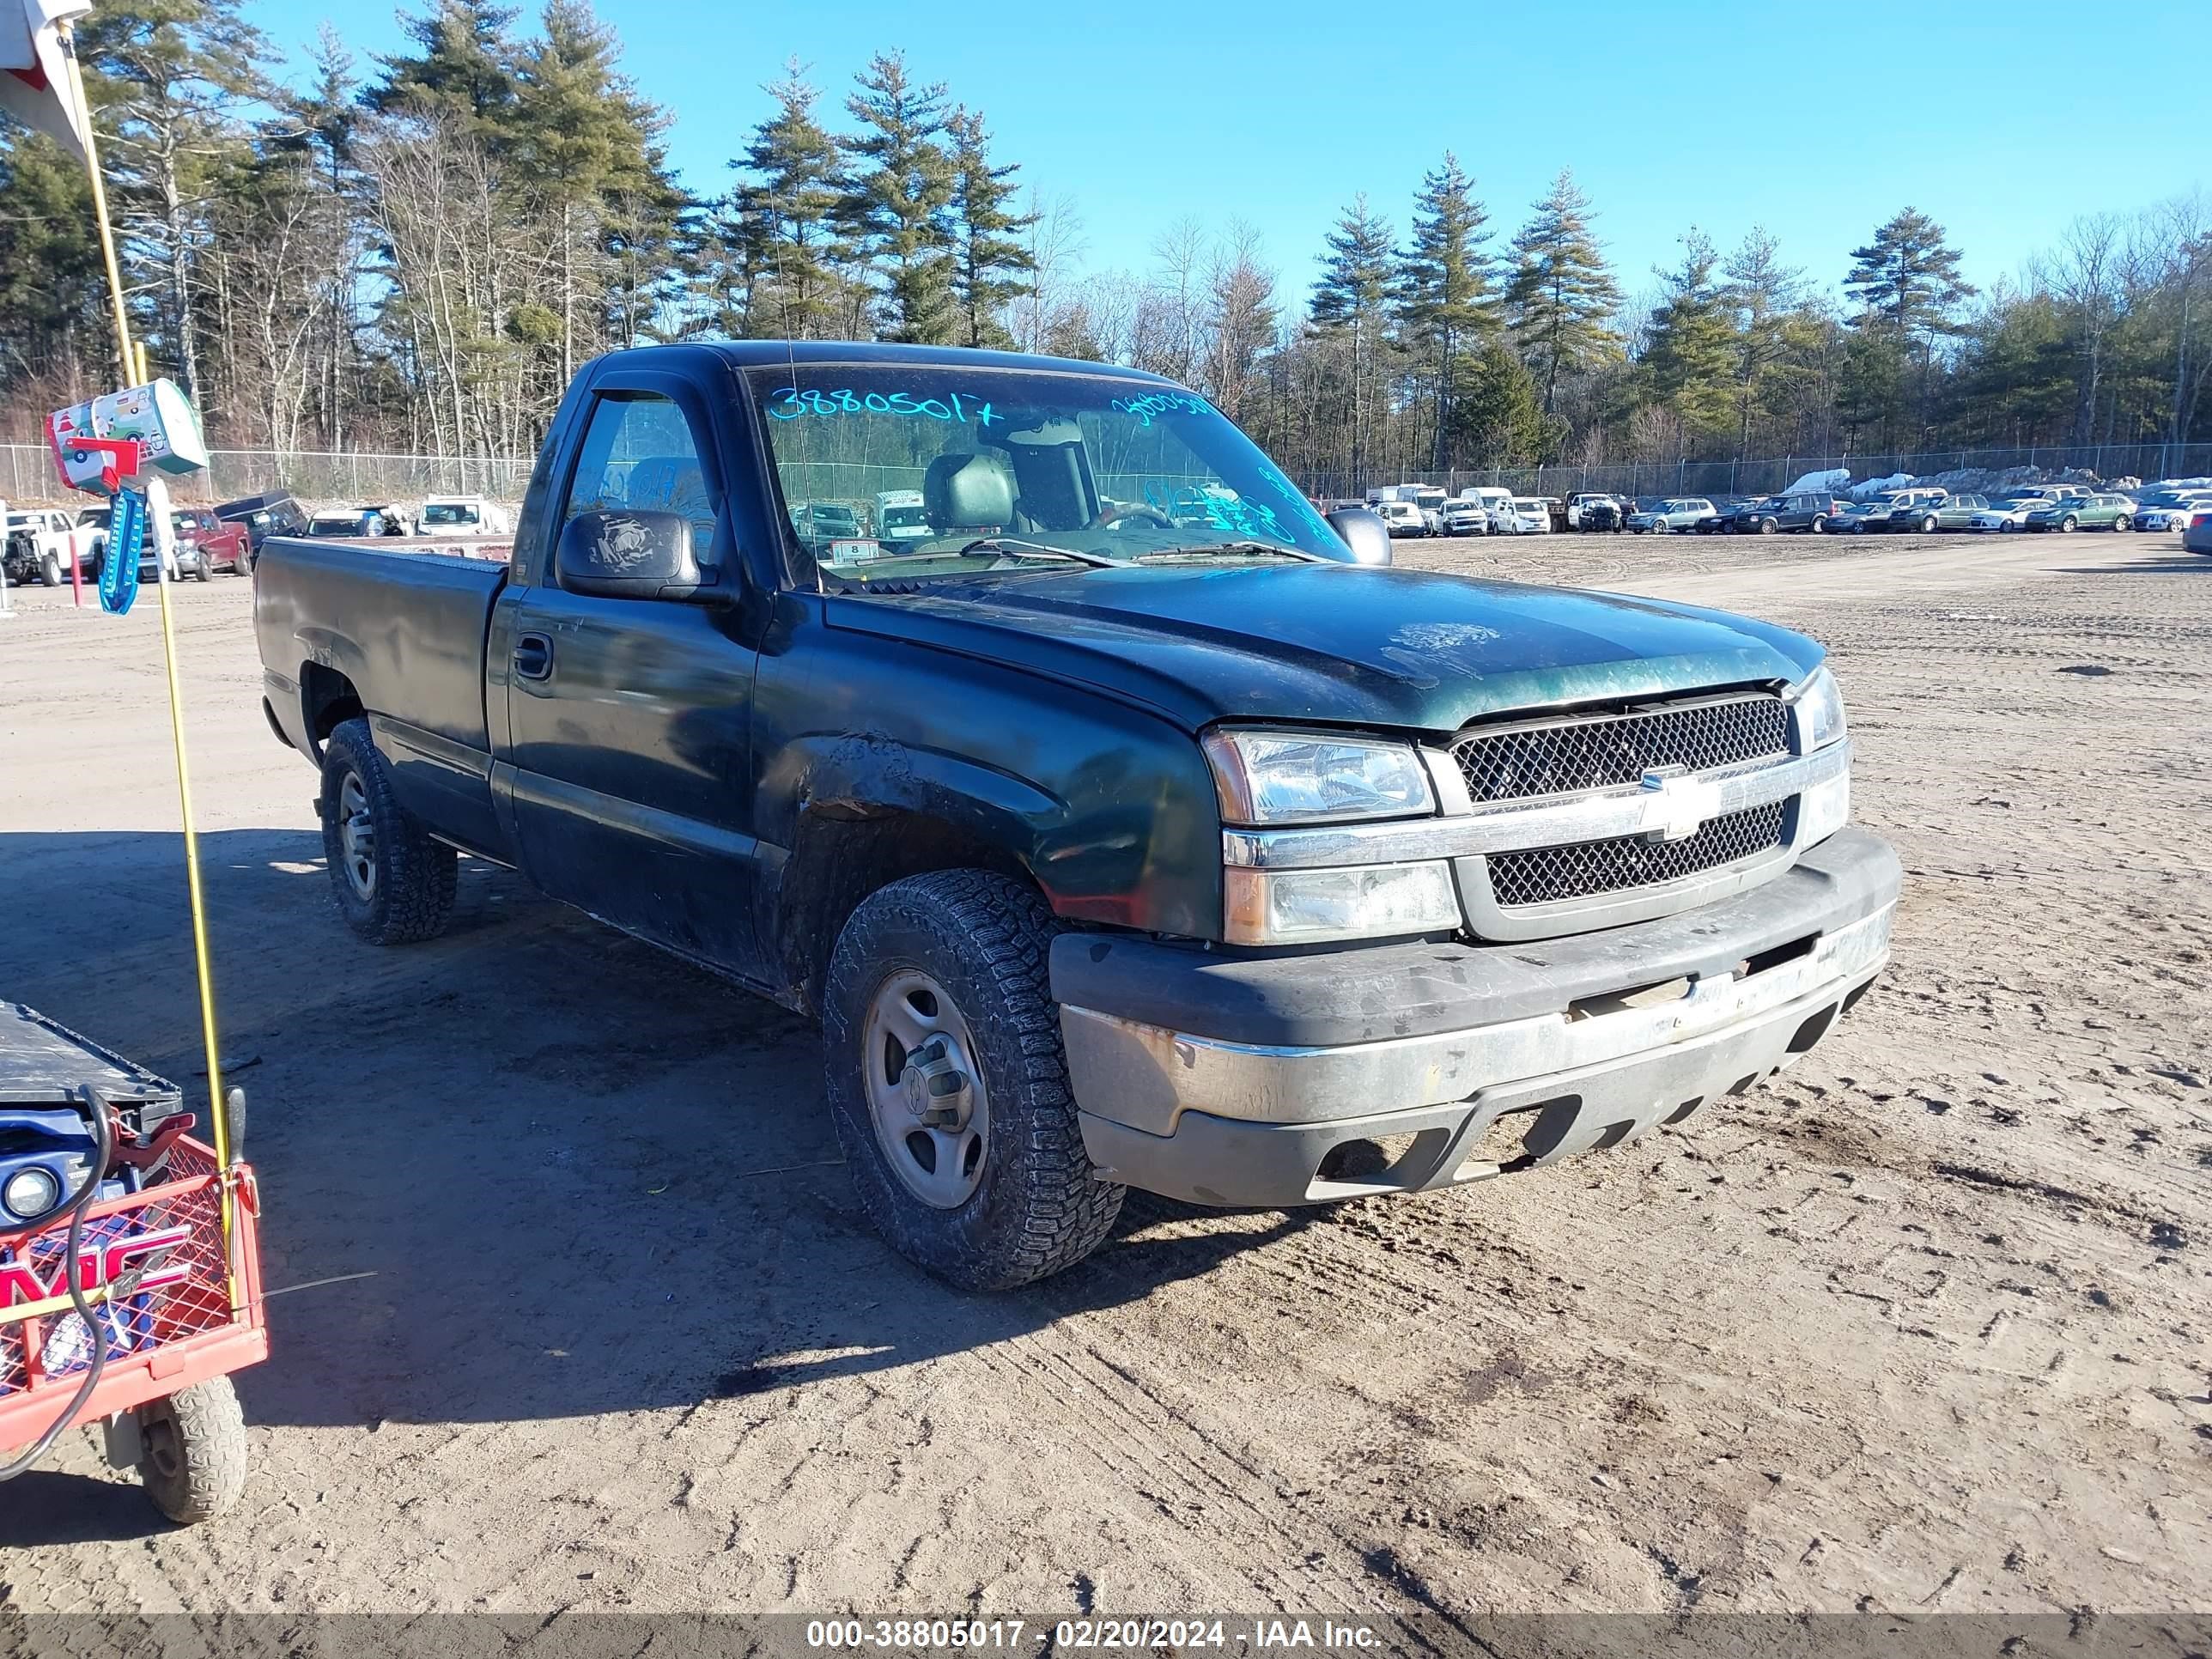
[1486,801,1789,908]
[1450,696,1789,804]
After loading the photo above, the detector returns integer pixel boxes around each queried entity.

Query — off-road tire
[40,550,63,586]
[823,870,1124,1291]
[137,1376,247,1523]
[319,717,456,945]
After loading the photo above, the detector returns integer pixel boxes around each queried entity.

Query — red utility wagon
[0,1002,265,1522]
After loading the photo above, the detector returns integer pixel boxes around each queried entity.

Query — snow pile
[1782,468,1852,495]
[1850,472,1916,501]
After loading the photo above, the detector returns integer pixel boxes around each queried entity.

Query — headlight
[1224,861,1461,945]
[1787,665,1846,752]
[3,1166,61,1222]
[1204,731,1436,825]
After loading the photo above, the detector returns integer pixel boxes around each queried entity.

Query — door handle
[514,632,554,681]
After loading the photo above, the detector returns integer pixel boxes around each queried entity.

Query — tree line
[1,0,2206,489]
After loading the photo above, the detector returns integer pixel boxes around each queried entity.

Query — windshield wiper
[1135,540,1322,563]
[959,536,1121,568]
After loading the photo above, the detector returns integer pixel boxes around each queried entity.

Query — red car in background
[172,506,250,576]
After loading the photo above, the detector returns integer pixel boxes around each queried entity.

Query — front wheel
[1920,515,1939,533]
[2059,515,2079,533]
[319,717,457,945]
[137,1376,247,1523]
[1759,517,1778,535]
[40,550,63,586]
[823,871,1124,1291]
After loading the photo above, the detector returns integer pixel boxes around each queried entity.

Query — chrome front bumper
[1054,828,1900,1206]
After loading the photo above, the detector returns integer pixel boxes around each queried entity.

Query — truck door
[490,371,771,980]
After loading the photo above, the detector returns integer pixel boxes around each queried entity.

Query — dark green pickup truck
[254,343,1899,1290]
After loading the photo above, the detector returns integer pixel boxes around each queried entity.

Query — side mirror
[556,509,721,601]
[1323,507,1394,567]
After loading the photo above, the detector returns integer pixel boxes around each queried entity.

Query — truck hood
[826,562,1821,733]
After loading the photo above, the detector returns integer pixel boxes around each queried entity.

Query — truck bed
[253,535,507,759]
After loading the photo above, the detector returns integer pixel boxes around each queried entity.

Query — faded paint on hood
[825,562,1822,734]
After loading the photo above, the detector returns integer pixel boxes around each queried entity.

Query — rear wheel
[823,871,1123,1291]
[137,1377,247,1524]
[2112,515,2132,532]
[1809,515,1826,534]
[319,717,457,945]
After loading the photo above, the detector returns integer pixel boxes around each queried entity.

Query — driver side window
[561,393,718,560]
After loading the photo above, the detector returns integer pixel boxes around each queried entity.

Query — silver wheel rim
[860,968,989,1209]
[337,771,377,901]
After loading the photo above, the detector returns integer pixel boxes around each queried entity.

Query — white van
[1458,486,1521,533]
[873,489,931,544]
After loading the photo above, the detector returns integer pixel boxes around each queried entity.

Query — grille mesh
[1451,696,1789,803]
[1486,801,1789,908]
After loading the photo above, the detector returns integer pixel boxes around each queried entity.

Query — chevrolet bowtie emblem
[1639,765,1722,842]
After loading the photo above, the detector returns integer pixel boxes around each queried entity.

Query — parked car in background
[216,491,309,570]
[1372,500,1430,537]
[1564,492,1618,529]
[873,489,932,545]
[2130,487,2212,532]
[791,501,865,552]
[1440,498,1491,536]
[1510,497,1552,534]
[1627,497,1719,534]
[419,495,512,535]
[1577,495,1626,532]
[3,507,102,586]
[2184,507,2212,554]
[1455,485,1521,533]
[170,507,250,574]
[307,506,403,538]
[1855,488,1947,531]
[1725,492,1849,534]
[1966,494,2050,532]
[1873,491,1988,533]
[2021,493,2137,532]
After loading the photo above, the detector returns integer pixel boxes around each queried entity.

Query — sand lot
[0,530,2206,1629]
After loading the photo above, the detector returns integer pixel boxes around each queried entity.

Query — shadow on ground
[0,830,1315,1535]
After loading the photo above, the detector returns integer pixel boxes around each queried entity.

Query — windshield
[752,366,1340,581]
[310,514,362,534]
[421,502,477,526]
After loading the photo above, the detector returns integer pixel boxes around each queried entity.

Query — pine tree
[510,0,674,380]
[0,135,104,392]
[1845,208,1974,339]
[1310,195,1395,481]
[368,0,523,143]
[1721,226,1804,459]
[727,62,851,340]
[1503,167,1621,417]
[838,52,957,344]
[1395,153,1495,466]
[945,106,1034,349]
[1642,229,1736,441]
[1845,208,1974,442]
[77,0,276,401]
[1449,339,1544,466]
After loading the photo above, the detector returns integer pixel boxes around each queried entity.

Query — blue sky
[246,0,2210,309]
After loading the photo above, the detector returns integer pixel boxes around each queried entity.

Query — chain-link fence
[1292,442,2212,505]
[7,439,2210,516]
[0,445,533,509]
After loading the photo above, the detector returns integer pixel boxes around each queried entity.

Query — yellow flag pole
[58,27,234,1251]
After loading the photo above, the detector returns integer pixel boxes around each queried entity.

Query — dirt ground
[0,530,2206,1628]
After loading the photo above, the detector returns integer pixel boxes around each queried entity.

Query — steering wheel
[1097,505,1175,531]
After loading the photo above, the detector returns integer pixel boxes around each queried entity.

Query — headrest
[923,452,1015,530]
